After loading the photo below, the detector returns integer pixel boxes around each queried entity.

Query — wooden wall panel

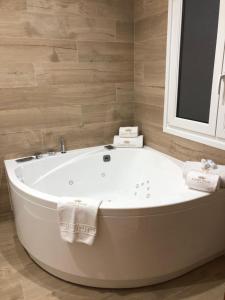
[134,0,225,164]
[0,0,134,215]
[77,42,133,62]
[0,63,37,88]
[0,84,116,110]
[0,0,26,11]
[96,0,133,21]
[116,83,134,103]
[34,62,133,85]
[26,0,97,16]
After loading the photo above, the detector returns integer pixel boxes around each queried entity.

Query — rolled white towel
[57,197,102,245]
[113,135,143,148]
[119,126,138,138]
[186,171,221,193]
[183,161,225,188]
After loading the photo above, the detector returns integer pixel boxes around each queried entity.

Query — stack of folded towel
[183,159,225,193]
[113,126,143,148]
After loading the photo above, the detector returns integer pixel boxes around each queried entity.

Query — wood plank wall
[134,0,225,163]
[0,0,134,215]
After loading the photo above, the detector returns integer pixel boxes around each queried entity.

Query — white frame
[164,0,225,150]
[216,45,225,139]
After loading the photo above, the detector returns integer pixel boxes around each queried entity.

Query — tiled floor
[0,214,225,300]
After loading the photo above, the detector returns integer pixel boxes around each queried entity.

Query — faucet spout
[60,137,66,154]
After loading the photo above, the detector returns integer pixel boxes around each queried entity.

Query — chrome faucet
[60,137,66,154]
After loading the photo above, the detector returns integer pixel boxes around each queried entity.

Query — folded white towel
[119,126,138,138]
[186,171,220,193]
[183,161,225,188]
[57,198,102,245]
[113,135,143,148]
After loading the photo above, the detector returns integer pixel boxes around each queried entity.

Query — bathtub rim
[5,145,219,217]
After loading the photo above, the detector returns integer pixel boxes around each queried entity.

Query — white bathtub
[4,146,225,288]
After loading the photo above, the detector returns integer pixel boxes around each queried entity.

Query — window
[164,0,225,150]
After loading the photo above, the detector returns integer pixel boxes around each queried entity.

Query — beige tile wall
[134,0,225,164]
[0,0,134,215]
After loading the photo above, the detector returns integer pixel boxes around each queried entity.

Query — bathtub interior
[11,147,206,206]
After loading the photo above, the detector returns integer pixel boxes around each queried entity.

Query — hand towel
[57,198,102,245]
[113,135,143,148]
[186,171,220,193]
[119,127,138,138]
[183,161,225,188]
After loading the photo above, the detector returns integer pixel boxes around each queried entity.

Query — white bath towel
[57,198,102,245]
[183,161,225,188]
[119,126,139,138]
[186,171,220,193]
[113,135,143,148]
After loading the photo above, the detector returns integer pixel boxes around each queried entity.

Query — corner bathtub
[4,146,225,288]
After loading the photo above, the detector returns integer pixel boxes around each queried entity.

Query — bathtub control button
[103,155,111,162]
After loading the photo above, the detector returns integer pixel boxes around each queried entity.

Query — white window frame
[216,53,225,139]
[164,0,225,150]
